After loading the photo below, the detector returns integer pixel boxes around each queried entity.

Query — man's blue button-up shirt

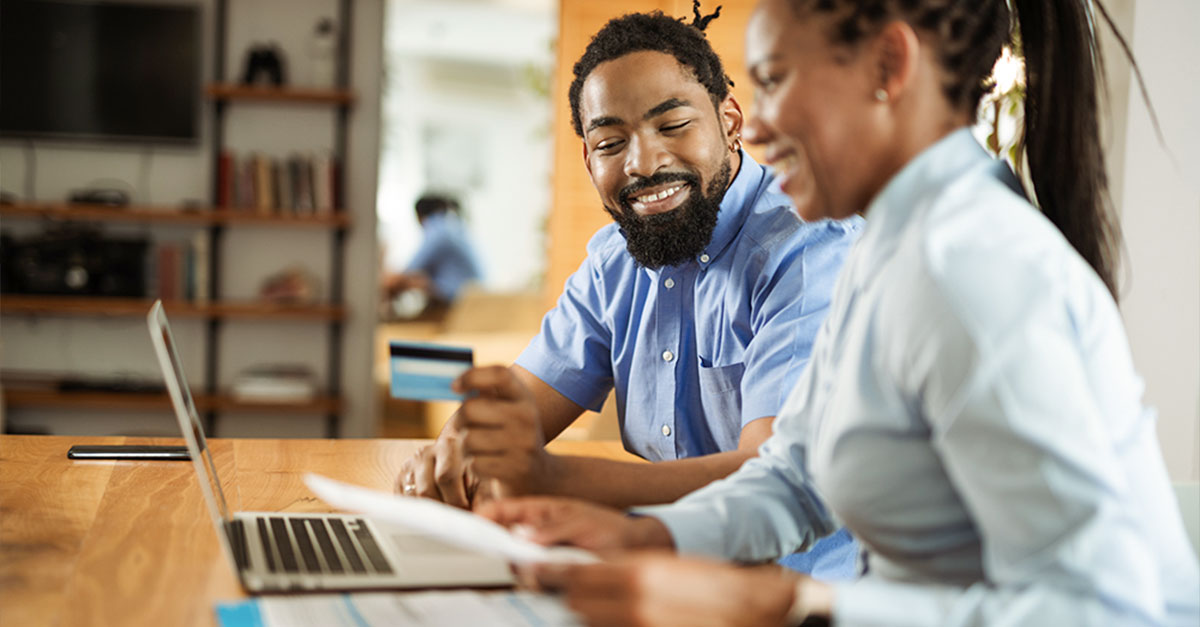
[516,152,862,462]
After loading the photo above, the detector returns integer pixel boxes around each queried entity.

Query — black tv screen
[0,0,201,143]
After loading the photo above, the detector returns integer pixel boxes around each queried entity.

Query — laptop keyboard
[252,516,394,575]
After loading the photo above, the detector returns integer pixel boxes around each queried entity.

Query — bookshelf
[0,0,355,436]
[199,0,355,436]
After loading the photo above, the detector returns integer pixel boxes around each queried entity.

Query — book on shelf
[254,154,273,214]
[276,158,293,213]
[149,236,210,303]
[218,150,337,216]
[237,154,255,210]
[291,155,313,213]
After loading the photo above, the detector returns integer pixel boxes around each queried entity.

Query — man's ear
[873,20,920,102]
[581,142,592,177]
[721,95,745,145]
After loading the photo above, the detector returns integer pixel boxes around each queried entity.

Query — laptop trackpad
[379,523,514,586]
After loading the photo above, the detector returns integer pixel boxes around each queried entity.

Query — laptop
[146,300,514,592]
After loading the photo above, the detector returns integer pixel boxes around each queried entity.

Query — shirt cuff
[832,577,957,627]
[630,502,728,559]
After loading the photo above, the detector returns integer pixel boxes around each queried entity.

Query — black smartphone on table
[67,445,191,461]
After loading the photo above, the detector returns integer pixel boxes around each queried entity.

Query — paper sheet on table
[304,473,597,565]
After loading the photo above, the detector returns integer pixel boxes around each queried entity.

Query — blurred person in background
[383,193,483,318]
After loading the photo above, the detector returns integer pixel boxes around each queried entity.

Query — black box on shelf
[0,225,149,297]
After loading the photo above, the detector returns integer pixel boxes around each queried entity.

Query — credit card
[389,340,473,401]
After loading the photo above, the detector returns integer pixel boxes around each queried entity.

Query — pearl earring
[874,89,889,103]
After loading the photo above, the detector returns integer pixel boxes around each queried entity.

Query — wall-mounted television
[0,0,202,144]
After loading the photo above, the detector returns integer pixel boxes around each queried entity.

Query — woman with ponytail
[476,1,1200,624]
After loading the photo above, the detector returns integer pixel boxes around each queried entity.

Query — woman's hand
[535,553,810,627]
[476,496,673,553]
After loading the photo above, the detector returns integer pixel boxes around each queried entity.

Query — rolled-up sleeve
[515,252,614,413]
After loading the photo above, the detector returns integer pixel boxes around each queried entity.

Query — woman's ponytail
[1013,0,1121,300]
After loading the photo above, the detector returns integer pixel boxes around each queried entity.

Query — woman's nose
[742,109,774,146]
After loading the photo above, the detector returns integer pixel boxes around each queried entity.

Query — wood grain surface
[0,435,639,626]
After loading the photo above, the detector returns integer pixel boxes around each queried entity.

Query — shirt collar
[696,149,765,269]
[853,128,1000,275]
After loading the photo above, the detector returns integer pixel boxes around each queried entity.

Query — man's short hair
[414,194,460,220]
[568,2,731,138]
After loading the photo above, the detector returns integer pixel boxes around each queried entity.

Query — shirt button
[662,350,675,362]
[699,254,710,263]
[663,278,675,289]
[661,424,671,437]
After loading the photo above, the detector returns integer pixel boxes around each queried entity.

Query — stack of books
[150,233,210,303]
[216,150,339,215]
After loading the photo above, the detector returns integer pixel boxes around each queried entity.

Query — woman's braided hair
[788,0,1130,301]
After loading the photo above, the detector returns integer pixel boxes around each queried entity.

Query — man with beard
[396,5,862,577]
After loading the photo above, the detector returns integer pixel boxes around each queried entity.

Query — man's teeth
[635,185,684,203]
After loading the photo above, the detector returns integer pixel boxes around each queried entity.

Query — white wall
[0,0,383,438]
[1116,0,1200,480]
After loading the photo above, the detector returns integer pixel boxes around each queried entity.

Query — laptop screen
[148,301,233,523]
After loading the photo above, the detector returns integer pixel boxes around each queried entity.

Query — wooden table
[0,435,638,626]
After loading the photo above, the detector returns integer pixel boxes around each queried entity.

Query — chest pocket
[697,362,746,440]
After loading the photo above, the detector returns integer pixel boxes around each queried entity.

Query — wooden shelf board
[206,83,356,105]
[0,296,347,321]
[3,388,341,414]
[211,209,351,228]
[208,301,348,321]
[1,203,215,225]
[205,396,343,413]
[1,204,350,228]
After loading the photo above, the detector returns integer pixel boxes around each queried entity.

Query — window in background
[377,0,556,295]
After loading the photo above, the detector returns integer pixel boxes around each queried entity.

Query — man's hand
[532,553,805,627]
[394,432,479,508]
[476,497,674,553]
[454,366,558,498]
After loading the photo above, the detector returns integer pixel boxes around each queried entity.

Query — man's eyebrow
[585,115,624,133]
[584,98,693,134]
[644,98,691,119]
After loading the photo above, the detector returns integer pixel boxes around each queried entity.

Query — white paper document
[304,473,598,565]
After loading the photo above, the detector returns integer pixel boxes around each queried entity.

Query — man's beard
[605,159,732,269]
